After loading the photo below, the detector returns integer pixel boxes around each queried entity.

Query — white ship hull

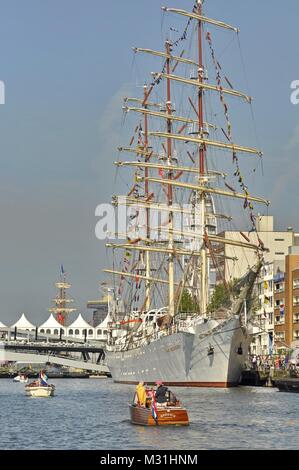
[106,316,248,388]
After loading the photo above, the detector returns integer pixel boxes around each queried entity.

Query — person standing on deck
[136,381,146,407]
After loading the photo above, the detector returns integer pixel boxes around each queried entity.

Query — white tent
[11,313,35,331]
[38,314,65,336]
[95,313,112,341]
[0,321,7,328]
[67,314,94,339]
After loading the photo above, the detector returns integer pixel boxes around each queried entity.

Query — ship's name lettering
[164,344,181,352]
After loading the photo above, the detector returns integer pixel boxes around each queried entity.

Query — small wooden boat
[25,371,55,397]
[130,389,189,426]
[25,382,55,397]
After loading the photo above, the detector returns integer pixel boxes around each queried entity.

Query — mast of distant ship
[197,0,208,315]
[49,266,76,325]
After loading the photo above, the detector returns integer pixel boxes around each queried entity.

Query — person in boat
[135,381,146,407]
[155,380,168,407]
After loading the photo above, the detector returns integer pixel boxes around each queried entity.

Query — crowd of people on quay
[248,353,299,372]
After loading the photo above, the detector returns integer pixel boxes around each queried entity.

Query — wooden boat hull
[129,404,189,426]
[25,385,55,397]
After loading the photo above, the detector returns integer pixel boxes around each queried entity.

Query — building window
[75,329,80,335]
[46,329,51,334]
[275,252,285,256]
[54,329,59,335]
[275,239,285,242]
[40,329,45,333]
[294,279,299,289]
[103,330,108,336]
[294,331,299,340]
[275,283,284,292]
[276,331,285,340]
[69,329,73,335]
[294,296,299,307]
[97,329,102,336]
[88,329,93,335]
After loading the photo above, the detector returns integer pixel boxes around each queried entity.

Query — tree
[179,290,198,313]
[207,279,239,313]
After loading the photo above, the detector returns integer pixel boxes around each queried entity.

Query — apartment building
[274,247,299,350]
[251,262,275,355]
[219,216,296,282]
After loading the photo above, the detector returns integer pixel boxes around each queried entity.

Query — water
[0,378,298,450]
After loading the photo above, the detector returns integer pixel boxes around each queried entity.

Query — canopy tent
[38,313,65,336]
[11,313,35,331]
[67,314,94,339]
[95,312,112,340]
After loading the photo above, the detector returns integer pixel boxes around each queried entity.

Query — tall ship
[103,0,270,387]
[49,265,76,325]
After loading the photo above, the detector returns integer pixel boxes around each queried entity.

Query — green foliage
[207,279,239,313]
[179,290,198,313]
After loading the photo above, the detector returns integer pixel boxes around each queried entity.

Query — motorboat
[25,371,55,397]
[129,388,189,426]
[13,374,28,383]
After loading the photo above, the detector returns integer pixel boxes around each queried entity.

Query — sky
[0,0,298,324]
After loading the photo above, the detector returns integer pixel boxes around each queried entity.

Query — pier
[0,327,108,374]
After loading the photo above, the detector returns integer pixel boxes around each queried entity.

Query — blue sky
[0,0,298,324]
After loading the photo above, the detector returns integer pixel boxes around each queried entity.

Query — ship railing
[108,323,181,352]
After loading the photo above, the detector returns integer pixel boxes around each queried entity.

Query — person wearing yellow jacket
[135,381,146,407]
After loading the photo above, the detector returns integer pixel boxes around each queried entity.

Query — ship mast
[143,85,151,311]
[104,1,269,323]
[166,40,175,317]
[49,266,76,325]
[197,0,208,315]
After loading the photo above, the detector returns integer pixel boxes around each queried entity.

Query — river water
[0,378,298,450]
